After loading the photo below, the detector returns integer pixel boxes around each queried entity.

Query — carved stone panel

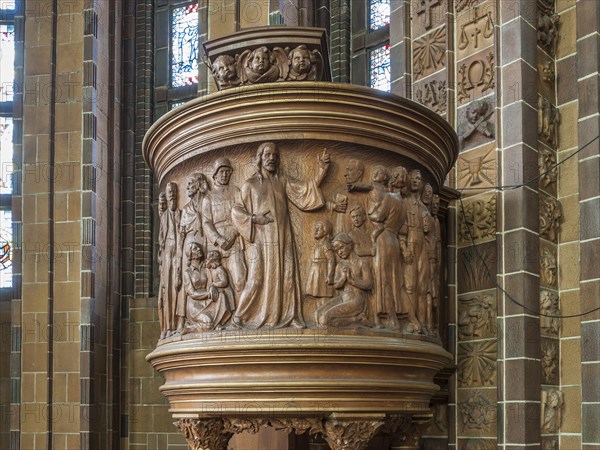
[457,98,495,152]
[414,27,447,81]
[414,73,448,116]
[540,290,560,336]
[458,290,497,340]
[456,3,495,61]
[457,51,495,105]
[457,390,497,436]
[538,147,558,195]
[458,193,496,246]
[538,12,560,57]
[538,96,560,149]
[457,243,497,294]
[457,144,496,193]
[456,0,485,13]
[538,50,556,104]
[457,340,497,387]
[541,338,559,384]
[539,193,562,243]
[540,245,558,289]
[458,439,496,450]
[542,437,558,450]
[412,0,447,39]
[541,388,564,433]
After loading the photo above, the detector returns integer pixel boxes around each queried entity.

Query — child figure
[305,220,336,298]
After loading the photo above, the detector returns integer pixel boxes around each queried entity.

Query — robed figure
[232,142,330,328]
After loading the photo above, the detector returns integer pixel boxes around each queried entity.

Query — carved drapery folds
[541,388,564,433]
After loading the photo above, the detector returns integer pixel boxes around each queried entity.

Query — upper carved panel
[457,98,496,152]
[457,51,495,106]
[456,3,494,61]
[458,193,496,246]
[414,27,447,80]
[412,0,447,38]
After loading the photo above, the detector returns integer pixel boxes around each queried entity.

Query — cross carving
[416,0,440,29]
[471,27,482,48]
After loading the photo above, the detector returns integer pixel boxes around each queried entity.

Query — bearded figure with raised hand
[232,142,330,328]
[158,183,182,338]
[399,170,432,333]
[315,233,373,327]
[202,158,246,295]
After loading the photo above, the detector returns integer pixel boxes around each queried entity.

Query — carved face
[214,166,233,186]
[344,160,363,184]
[422,183,434,204]
[158,193,167,213]
[409,170,423,192]
[186,176,200,198]
[189,242,203,261]
[198,176,209,194]
[390,167,407,189]
[260,144,279,173]
[333,239,352,259]
[350,208,366,228]
[371,166,388,184]
[313,222,327,240]
[290,47,311,74]
[166,183,177,208]
[213,55,236,82]
[251,48,271,74]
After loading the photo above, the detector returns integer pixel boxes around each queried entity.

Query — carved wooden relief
[457,242,497,294]
[414,27,447,80]
[540,247,558,288]
[457,341,496,387]
[458,291,497,340]
[540,290,560,335]
[538,96,560,149]
[457,391,497,435]
[541,338,559,384]
[541,388,563,433]
[457,98,495,152]
[322,418,384,450]
[412,0,447,38]
[457,144,496,192]
[538,147,558,194]
[414,76,448,116]
[539,193,562,243]
[457,51,495,105]
[175,418,231,450]
[456,4,494,61]
[458,193,496,246]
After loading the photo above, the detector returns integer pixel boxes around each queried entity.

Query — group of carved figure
[210,44,323,90]
[156,142,443,339]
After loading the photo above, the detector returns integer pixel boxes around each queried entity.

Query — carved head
[289,45,311,75]
[408,169,423,193]
[186,172,208,199]
[313,220,332,240]
[332,232,354,259]
[249,46,272,74]
[212,157,233,186]
[390,166,408,189]
[344,159,364,184]
[166,182,178,208]
[205,250,222,268]
[212,54,237,84]
[158,192,167,213]
[349,203,366,228]
[371,165,390,184]
[186,241,204,264]
[432,194,440,215]
[256,142,279,174]
[466,100,489,124]
[422,183,434,205]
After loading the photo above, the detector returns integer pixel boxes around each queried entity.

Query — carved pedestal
[144,27,458,450]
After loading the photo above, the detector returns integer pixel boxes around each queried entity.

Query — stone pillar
[497,0,542,447]
[576,1,600,448]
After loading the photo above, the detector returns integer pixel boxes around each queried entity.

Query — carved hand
[253,211,274,225]
[332,197,348,213]
[318,149,331,169]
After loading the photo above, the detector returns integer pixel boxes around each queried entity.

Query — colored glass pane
[369,0,390,31]
[0,24,14,102]
[370,44,391,92]
[0,117,12,194]
[170,101,186,110]
[0,209,11,288]
[171,4,199,87]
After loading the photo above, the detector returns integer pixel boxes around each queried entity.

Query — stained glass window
[370,44,391,92]
[0,24,14,102]
[170,3,199,87]
[369,0,390,31]
[170,101,185,110]
[0,117,12,194]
